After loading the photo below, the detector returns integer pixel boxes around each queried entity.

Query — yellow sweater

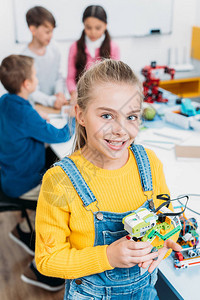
[35,148,178,279]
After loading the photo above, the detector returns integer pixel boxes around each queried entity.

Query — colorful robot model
[172,206,200,269]
[177,210,199,248]
[174,246,200,269]
[122,206,181,249]
[141,61,175,103]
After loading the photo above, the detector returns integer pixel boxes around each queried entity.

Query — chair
[0,184,37,233]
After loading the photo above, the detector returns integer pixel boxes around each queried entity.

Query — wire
[176,194,200,216]
[155,194,189,216]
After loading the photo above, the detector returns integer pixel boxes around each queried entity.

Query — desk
[158,253,200,300]
[35,104,60,114]
[34,105,75,158]
[137,127,200,300]
[137,129,200,197]
[49,117,75,158]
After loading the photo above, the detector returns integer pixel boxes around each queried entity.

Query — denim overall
[55,145,158,300]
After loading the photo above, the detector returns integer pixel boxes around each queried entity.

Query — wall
[195,0,200,26]
[0,0,199,95]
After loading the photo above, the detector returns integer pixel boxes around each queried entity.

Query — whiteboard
[13,0,174,43]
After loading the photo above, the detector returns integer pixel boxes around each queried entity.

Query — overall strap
[54,157,97,207]
[130,144,155,210]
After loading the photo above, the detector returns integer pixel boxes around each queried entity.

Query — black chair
[0,184,37,233]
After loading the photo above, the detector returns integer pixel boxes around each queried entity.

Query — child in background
[0,54,75,291]
[23,6,68,109]
[36,59,181,299]
[0,55,74,200]
[66,5,120,103]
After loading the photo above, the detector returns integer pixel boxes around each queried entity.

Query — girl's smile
[76,82,141,170]
[104,139,128,151]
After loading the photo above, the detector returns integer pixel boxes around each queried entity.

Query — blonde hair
[74,59,143,151]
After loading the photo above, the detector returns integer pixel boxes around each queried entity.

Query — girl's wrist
[106,244,115,268]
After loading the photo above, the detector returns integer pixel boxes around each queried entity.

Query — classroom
[0,0,200,300]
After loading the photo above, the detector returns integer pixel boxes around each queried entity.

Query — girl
[36,59,181,299]
[66,5,120,103]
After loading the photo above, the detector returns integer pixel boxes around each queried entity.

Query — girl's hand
[106,236,158,268]
[138,239,182,273]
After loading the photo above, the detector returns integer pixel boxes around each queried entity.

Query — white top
[22,42,64,107]
[85,34,105,58]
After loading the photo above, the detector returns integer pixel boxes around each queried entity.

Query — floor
[0,211,64,300]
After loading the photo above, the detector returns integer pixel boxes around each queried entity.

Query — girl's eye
[127,115,137,121]
[101,114,112,120]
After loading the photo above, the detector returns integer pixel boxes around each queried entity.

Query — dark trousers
[45,146,59,171]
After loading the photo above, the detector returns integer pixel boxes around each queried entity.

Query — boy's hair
[75,5,110,83]
[74,59,143,151]
[0,55,34,94]
[26,6,56,28]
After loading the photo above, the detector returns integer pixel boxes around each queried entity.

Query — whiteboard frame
[13,0,174,43]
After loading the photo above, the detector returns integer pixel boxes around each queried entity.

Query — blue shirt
[0,93,75,197]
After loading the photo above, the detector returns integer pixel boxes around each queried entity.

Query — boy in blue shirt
[0,54,74,291]
[0,54,74,198]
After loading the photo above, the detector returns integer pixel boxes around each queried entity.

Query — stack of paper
[137,127,190,150]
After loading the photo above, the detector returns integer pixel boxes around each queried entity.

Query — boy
[0,54,74,290]
[22,6,68,109]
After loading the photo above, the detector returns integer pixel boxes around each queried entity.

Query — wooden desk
[35,104,61,114]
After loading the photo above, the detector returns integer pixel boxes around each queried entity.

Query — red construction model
[141,61,175,103]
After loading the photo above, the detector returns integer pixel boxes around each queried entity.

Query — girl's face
[76,83,141,170]
[84,17,107,41]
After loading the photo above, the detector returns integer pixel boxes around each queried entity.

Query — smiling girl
[36,59,181,299]
[66,5,120,104]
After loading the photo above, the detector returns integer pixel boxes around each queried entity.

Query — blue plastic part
[181,98,198,117]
